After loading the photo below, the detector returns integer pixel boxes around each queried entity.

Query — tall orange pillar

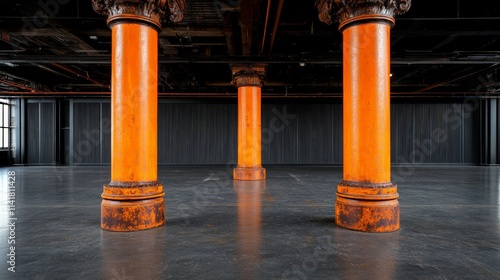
[317,0,411,232]
[92,0,185,231]
[232,64,267,181]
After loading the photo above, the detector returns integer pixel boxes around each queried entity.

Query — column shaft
[336,21,399,232]
[316,0,411,233]
[92,0,186,232]
[111,23,158,182]
[233,65,266,180]
[343,23,391,183]
[237,86,262,168]
[101,22,164,232]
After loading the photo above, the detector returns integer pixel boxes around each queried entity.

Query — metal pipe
[51,63,109,88]
[260,0,272,54]
[0,91,498,98]
[0,80,34,91]
[268,0,284,54]
[417,63,499,92]
[1,56,499,65]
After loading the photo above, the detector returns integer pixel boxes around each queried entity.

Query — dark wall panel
[61,100,71,165]
[26,101,55,164]
[296,104,341,164]
[102,103,111,164]
[391,102,477,164]
[158,103,237,164]
[464,107,478,163]
[72,101,111,164]
[262,104,299,164]
[73,103,100,164]
[40,103,55,163]
[391,104,413,164]
[26,103,39,164]
[18,98,480,166]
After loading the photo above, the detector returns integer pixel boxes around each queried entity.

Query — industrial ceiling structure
[0,0,500,98]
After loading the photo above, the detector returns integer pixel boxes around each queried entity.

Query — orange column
[317,0,411,232]
[92,0,185,231]
[232,64,267,181]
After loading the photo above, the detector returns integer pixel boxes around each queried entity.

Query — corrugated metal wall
[19,99,479,165]
[26,100,55,164]
[479,99,500,164]
[391,102,478,164]
[71,101,111,165]
[158,103,237,164]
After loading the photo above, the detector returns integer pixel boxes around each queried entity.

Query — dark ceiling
[1,0,500,98]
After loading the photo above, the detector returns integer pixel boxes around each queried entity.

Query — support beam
[92,0,185,232]
[232,64,267,181]
[317,0,411,232]
[239,0,258,56]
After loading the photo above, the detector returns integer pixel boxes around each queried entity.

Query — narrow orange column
[92,0,185,231]
[232,64,267,181]
[317,0,411,232]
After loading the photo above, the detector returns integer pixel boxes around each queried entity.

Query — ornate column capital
[231,64,267,87]
[92,0,186,30]
[316,0,411,30]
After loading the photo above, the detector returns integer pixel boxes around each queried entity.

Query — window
[0,99,10,149]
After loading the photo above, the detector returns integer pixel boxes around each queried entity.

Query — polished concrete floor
[0,165,499,279]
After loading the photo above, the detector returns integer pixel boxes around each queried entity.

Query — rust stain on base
[233,167,266,181]
[335,196,399,232]
[101,197,165,232]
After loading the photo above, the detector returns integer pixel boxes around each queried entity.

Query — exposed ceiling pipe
[35,64,75,80]
[51,63,109,88]
[3,55,500,65]
[268,0,284,54]
[1,90,498,98]
[0,79,35,92]
[417,63,499,92]
[260,0,272,55]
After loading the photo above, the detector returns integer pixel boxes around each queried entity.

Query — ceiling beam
[239,0,256,56]
[1,55,499,65]
[223,11,235,55]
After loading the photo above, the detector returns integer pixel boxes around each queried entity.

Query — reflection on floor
[0,166,499,279]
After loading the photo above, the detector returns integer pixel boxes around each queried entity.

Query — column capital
[92,0,186,30]
[316,0,411,30]
[231,64,267,87]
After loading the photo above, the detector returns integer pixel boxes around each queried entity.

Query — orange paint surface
[102,21,164,231]
[234,85,266,180]
[337,21,399,232]
[237,86,262,167]
[111,23,158,182]
[342,22,391,184]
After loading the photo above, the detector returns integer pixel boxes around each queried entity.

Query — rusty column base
[233,167,266,181]
[101,182,165,231]
[335,181,400,232]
